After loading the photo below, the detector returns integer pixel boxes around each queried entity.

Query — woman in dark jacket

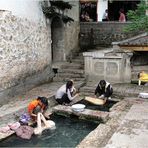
[95,80,113,100]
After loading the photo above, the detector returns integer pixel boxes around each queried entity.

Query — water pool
[0,115,98,147]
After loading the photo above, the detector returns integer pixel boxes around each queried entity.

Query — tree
[124,1,148,33]
[41,0,74,24]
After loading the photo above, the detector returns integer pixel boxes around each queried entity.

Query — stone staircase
[79,81,97,97]
[52,53,86,82]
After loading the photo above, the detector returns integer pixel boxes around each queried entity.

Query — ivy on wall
[41,0,74,23]
[124,1,148,33]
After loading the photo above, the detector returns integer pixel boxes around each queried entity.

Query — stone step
[53,77,86,82]
[80,82,148,98]
[61,63,83,69]
[71,59,84,64]
[132,65,148,72]
[80,86,95,90]
[58,68,84,74]
[52,105,109,123]
[56,73,85,79]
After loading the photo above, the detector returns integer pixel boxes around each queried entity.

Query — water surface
[0,115,98,147]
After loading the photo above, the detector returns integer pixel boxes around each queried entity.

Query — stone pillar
[122,52,133,83]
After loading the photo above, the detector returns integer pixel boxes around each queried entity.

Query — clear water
[0,115,98,147]
[77,100,118,112]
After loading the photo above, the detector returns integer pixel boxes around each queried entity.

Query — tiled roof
[113,33,148,46]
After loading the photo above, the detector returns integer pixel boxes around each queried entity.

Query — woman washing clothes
[95,80,113,101]
[55,80,79,105]
[28,96,49,122]
[28,96,55,135]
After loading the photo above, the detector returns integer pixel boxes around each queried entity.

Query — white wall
[97,0,108,22]
[64,0,79,21]
[0,0,44,22]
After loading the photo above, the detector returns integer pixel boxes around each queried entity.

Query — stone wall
[64,21,80,60]
[0,11,53,104]
[59,0,80,61]
[80,22,133,49]
[50,0,80,62]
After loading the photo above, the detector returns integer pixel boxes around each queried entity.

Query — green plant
[124,1,148,33]
[41,0,74,23]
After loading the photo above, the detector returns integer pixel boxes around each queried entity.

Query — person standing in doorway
[102,9,109,21]
[119,9,126,22]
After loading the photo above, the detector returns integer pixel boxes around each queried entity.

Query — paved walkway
[105,100,148,148]
[113,83,148,97]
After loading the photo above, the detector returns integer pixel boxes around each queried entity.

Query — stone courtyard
[0,79,148,147]
[0,0,148,147]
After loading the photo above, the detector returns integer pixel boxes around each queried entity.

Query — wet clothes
[95,81,113,98]
[15,125,34,140]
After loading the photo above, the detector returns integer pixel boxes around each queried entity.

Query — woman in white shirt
[55,80,78,105]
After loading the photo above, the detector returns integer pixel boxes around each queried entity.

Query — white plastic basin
[139,93,148,98]
[72,104,85,112]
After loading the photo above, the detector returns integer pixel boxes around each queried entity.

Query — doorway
[51,17,64,62]
[108,1,140,21]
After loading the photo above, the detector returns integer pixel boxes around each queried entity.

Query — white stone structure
[83,48,132,83]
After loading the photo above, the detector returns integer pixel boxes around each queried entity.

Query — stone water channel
[0,81,148,147]
[0,94,131,147]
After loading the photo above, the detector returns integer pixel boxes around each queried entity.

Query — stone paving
[77,98,148,148]
[105,99,148,148]
[113,83,148,97]
[0,81,148,148]
[0,81,85,140]
[53,105,109,123]
[80,82,148,98]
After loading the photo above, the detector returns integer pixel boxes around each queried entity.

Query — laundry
[14,125,34,140]
[85,96,106,105]
[34,113,56,135]
[8,122,20,130]
[0,126,11,134]
[0,122,20,134]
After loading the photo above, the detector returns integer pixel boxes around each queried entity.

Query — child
[28,96,49,121]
